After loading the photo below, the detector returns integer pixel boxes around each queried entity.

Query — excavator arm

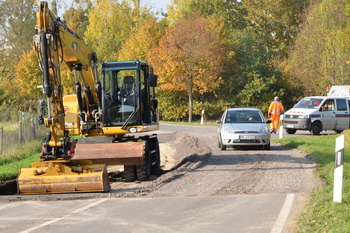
[33,1,101,160]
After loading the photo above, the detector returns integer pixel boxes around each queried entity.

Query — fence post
[333,135,344,203]
[18,121,23,142]
[200,110,205,125]
[0,127,3,155]
[31,118,36,139]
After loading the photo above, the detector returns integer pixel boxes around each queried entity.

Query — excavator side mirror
[149,74,158,87]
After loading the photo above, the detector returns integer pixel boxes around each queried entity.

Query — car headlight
[261,126,269,133]
[223,126,234,133]
[298,115,309,119]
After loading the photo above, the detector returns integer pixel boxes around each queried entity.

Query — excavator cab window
[103,69,138,126]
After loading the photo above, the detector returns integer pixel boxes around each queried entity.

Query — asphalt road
[0,194,297,233]
[0,123,320,233]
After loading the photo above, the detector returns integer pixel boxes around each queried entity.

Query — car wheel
[263,143,270,150]
[285,128,297,134]
[220,143,226,151]
[310,122,322,135]
[219,136,226,151]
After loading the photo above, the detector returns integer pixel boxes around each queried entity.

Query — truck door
[335,98,349,130]
[319,99,336,130]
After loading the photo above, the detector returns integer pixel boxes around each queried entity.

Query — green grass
[0,153,40,180]
[275,131,350,232]
[0,139,42,181]
[0,122,18,131]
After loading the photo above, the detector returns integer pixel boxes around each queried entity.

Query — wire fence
[0,112,47,156]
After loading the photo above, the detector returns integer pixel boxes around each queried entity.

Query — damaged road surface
[0,124,322,233]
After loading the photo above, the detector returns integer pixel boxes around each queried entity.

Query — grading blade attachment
[17,161,110,194]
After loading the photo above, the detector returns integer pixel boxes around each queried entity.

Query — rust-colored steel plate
[72,141,145,165]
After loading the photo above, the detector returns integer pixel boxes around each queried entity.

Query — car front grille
[234,131,259,133]
[228,139,261,143]
[282,120,298,124]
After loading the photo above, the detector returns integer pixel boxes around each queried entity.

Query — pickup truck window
[336,99,347,111]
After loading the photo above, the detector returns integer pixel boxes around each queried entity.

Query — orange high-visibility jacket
[268,101,284,115]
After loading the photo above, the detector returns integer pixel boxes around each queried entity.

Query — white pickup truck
[283,96,350,135]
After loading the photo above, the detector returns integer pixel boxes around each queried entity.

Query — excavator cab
[101,61,158,129]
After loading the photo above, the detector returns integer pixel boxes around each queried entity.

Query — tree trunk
[188,75,193,123]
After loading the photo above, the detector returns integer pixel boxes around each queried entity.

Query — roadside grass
[275,131,350,232]
[0,139,43,181]
[0,122,18,132]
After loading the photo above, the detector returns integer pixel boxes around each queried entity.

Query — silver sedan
[217,108,271,150]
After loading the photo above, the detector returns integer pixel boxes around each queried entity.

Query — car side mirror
[216,120,221,124]
[266,119,272,124]
[149,74,158,87]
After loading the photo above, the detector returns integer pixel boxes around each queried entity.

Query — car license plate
[240,135,255,139]
[286,124,294,128]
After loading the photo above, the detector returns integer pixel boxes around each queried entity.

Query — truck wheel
[310,122,322,135]
[136,143,151,181]
[124,165,136,182]
[285,129,297,134]
[335,130,343,134]
[150,138,161,175]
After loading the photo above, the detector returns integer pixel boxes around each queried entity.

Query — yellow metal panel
[63,95,80,135]
[17,162,110,194]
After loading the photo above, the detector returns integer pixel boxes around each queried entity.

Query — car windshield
[294,97,323,109]
[225,110,263,123]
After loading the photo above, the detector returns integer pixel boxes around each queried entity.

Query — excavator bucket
[17,161,110,194]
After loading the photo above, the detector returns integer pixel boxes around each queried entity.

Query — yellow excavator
[17,1,160,194]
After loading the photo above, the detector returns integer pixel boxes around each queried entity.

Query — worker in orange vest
[268,96,284,133]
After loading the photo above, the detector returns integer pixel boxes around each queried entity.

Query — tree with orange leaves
[149,12,225,122]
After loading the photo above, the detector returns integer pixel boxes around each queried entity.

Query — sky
[56,0,173,17]
[140,0,172,13]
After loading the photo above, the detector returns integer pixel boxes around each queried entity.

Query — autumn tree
[63,3,91,38]
[285,0,350,96]
[14,48,44,111]
[0,0,36,66]
[240,0,309,59]
[84,0,154,62]
[118,17,164,61]
[167,0,246,30]
[149,13,225,122]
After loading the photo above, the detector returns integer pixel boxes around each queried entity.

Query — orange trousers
[270,114,280,132]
